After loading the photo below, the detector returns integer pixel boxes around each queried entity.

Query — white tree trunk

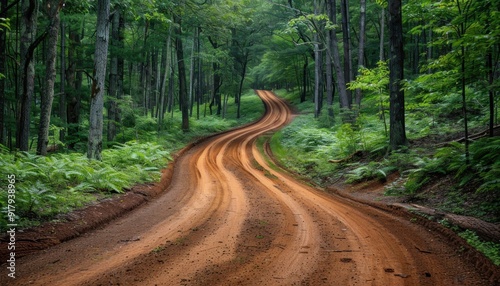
[88,0,110,160]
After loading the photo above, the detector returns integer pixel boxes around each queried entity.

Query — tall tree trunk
[0,0,7,145]
[487,50,494,137]
[149,45,159,118]
[158,29,171,129]
[236,51,249,119]
[196,26,202,120]
[174,14,189,132]
[325,40,334,118]
[107,9,123,142]
[388,0,407,151]
[355,0,366,108]
[313,0,323,118]
[340,0,353,107]
[37,0,62,155]
[17,0,39,151]
[88,0,110,160]
[59,20,66,143]
[379,6,385,61]
[326,0,349,113]
[208,37,222,116]
[66,29,82,149]
[461,44,469,163]
[301,55,308,102]
[188,27,197,117]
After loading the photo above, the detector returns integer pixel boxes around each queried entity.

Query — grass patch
[151,245,166,254]
[459,230,500,266]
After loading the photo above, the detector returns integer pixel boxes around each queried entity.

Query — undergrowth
[270,89,499,222]
[459,230,500,266]
[270,88,499,266]
[0,141,170,231]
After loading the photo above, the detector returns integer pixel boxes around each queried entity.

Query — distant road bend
[6,90,490,285]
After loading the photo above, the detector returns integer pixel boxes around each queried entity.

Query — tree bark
[340,0,353,107]
[88,0,110,160]
[17,0,39,151]
[236,51,249,119]
[487,51,494,137]
[326,0,349,112]
[208,37,222,116]
[158,28,172,128]
[325,45,334,118]
[107,9,123,142]
[388,0,407,151]
[66,29,82,150]
[59,20,66,143]
[174,14,189,132]
[379,6,385,62]
[354,0,366,108]
[37,0,62,155]
[313,0,323,118]
[301,55,308,103]
[0,0,7,145]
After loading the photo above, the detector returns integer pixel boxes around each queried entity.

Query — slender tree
[313,0,323,118]
[59,20,66,143]
[107,8,124,142]
[88,0,110,160]
[340,0,353,107]
[326,0,349,113]
[174,13,189,132]
[354,0,366,108]
[66,27,83,150]
[17,0,40,151]
[37,0,63,155]
[0,0,8,145]
[388,0,407,150]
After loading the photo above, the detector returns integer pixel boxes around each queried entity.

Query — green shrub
[459,230,500,266]
[0,141,172,231]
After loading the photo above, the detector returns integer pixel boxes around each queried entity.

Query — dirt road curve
[3,91,492,285]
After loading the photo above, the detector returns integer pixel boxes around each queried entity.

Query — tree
[37,0,63,155]
[107,7,124,142]
[354,0,366,108]
[326,0,349,112]
[0,0,10,145]
[340,0,353,108]
[17,0,40,151]
[173,12,189,132]
[388,0,407,150]
[88,0,110,160]
[313,0,323,118]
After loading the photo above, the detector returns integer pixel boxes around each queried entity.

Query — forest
[0,0,499,264]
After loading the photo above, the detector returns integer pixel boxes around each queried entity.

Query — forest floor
[1,90,499,285]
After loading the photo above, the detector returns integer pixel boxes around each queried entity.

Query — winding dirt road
[3,91,493,285]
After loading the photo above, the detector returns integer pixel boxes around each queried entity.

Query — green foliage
[346,161,396,183]
[470,138,500,193]
[403,138,500,194]
[337,124,358,155]
[459,230,500,266]
[0,17,9,31]
[0,141,171,231]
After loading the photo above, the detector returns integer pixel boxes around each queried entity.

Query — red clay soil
[1,90,499,285]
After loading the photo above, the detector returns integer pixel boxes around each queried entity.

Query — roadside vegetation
[0,91,264,232]
[269,87,500,264]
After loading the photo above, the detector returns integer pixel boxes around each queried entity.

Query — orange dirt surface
[1,90,497,285]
